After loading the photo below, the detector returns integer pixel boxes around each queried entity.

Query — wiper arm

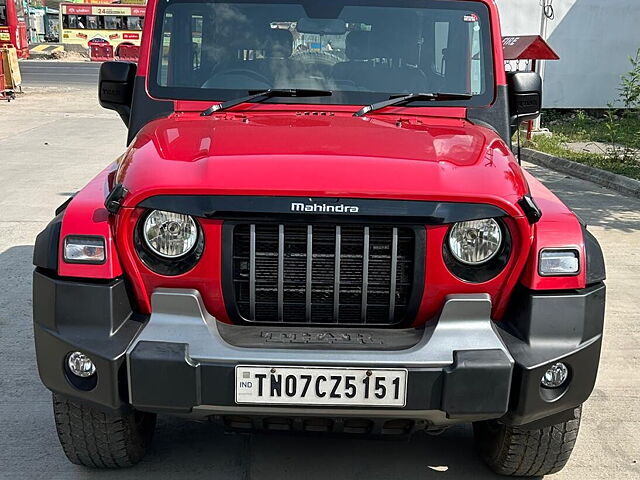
[201,89,332,116]
[353,92,473,117]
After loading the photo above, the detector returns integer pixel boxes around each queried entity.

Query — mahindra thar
[32,0,606,475]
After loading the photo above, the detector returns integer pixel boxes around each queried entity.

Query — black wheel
[52,393,156,468]
[473,405,582,477]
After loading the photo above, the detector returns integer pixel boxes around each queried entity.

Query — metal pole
[23,0,32,45]
[533,0,551,131]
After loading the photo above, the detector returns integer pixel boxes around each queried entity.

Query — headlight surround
[448,219,502,265]
[135,209,204,276]
[143,210,198,258]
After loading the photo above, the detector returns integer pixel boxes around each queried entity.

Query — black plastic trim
[517,406,580,431]
[138,195,508,225]
[32,269,145,412]
[499,283,605,426]
[98,61,137,126]
[127,75,174,145]
[33,212,63,271]
[442,349,512,419]
[220,222,426,328]
[467,85,511,145]
[518,194,542,224]
[127,341,513,416]
[583,226,606,285]
[105,183,128,214]
[55,195,75,216]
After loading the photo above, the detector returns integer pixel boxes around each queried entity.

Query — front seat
[332,30,427,93]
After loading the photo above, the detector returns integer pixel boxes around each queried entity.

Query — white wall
[495,0,640,108]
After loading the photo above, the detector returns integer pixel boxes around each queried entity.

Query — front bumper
[33,269,604,428]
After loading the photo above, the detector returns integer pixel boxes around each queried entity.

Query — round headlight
[448,219,502,265]
[143,210,198,258]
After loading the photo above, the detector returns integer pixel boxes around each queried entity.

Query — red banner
[64,5,92,15]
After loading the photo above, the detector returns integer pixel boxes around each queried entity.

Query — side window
[66,15,78,29]
[127,16,143,31]
[75,16,88,29]
[104,15,124,30]
[86,15,99,30]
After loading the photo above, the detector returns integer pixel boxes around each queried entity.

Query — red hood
[117,112,529,217]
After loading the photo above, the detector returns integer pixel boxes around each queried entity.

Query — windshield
[149,0,494,107]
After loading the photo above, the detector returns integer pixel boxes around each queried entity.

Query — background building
[496,0,640,109]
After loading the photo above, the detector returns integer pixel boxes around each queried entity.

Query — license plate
[235,365,407,407]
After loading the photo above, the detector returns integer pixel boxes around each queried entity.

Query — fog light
[67,352,96,378]
[541,362,568,388]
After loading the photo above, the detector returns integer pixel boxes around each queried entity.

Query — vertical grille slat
[389,227,398,323]
[249,224,256,321]
[361,226,370,324]
[232,222,417,326]
[277,224,284,322]
[305,225,313,322]
[333,226,341,323]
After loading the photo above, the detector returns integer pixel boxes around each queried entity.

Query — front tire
[473,405,582,477]
[52,393,156,468]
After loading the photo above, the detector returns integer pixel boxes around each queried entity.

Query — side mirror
[99,61,137,126]
[507,71,542,131]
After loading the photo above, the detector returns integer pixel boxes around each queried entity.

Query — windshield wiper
[353,92,473,117]
[201,89,333,116]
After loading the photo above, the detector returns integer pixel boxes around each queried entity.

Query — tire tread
[52,393,155,468]
[474,405,582,477]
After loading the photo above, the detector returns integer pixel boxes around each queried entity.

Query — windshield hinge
[105,183,129,214]
[518,194,542,224]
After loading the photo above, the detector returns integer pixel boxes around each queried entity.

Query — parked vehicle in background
[0,0,29,58]
[59,2,145,58]
[33,0,606,476]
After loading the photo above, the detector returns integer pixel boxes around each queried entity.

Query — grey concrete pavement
[0,87,638,479]
[18,61,101,86]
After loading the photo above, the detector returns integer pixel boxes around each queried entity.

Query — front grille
[229,223,419,325]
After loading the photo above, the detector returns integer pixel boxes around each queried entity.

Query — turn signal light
[539,249,579,276]
[63,235,106,264]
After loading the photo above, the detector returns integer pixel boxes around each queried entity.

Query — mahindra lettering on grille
[230,223,418,325]
[290,202,360,213]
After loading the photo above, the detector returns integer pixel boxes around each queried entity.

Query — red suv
[33,0,605,476]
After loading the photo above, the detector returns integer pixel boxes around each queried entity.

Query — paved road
[0,87,638,480]
[18,61,100,86]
